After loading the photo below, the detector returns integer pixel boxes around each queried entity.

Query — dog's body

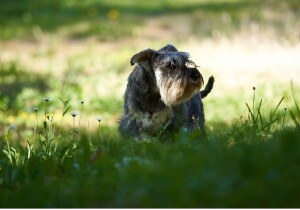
[119,44,214,139]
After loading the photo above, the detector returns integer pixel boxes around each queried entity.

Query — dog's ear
[130,67,150,94]
[158,44,178,52]
[130,48,155,66]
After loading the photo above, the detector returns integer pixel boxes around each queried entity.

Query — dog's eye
[168,60,177,70]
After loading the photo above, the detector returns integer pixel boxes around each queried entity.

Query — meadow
[1,0,300,207]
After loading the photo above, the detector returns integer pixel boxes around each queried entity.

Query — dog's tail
[200,76,214,98]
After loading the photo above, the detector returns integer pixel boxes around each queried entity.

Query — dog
[118,44,214,140]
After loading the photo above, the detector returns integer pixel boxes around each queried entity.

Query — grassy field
[1,0,300,207]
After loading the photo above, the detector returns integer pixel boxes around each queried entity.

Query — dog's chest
[135,107,173,134]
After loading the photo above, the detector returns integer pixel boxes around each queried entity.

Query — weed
[229,87,287,144]
[289,82,300,128]
[2,128,24,166]
[36,97,56,158]
[57,97,71,138]
[247,87,285,132]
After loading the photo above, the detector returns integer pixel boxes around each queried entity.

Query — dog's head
[130,44,204,106]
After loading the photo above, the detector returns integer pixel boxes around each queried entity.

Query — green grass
[1,0,299,41]
[1,83,300,207]
[1,127,300,207]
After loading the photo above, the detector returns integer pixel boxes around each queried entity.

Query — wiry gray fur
[119,44,214,140]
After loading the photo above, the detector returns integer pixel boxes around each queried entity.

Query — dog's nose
[189,69,200,82]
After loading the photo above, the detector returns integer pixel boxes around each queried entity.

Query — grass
[1,129,300,208]
[1,0,299,41]
[1,83,300,207]
[1,0,300,207]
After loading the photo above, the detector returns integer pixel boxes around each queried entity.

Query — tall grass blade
[256,99,263,126]
[291,81,300,115]
[290,110,300,127]
[63,106,71,117]
[271,97,284,119]
[282,108,287,129]
[261,117,280,131]
[26,140,31,160]
[246,102,256,126]
[60,145,70,163]
[267,97,284,132]
[158,121,171,140]
[290,80,300,127]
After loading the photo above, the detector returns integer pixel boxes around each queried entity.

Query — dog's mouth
[178,68,203,100]
[187,67,204,86]
[155,68,204,107]
[175,80,201,104]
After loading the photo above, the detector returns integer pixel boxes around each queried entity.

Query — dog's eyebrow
[186,60,198,68]
[178,52,190,65]
[179,51,190,58]
[160,52,190,67]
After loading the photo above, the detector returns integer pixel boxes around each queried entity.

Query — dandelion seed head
[80,100,85,104]
[33,107,38,112]
[43,97,52,102]
[71,112,78,117]
[97,118,102,122]
[252,87,256,91]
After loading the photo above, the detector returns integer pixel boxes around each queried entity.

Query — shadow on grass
[0,62,49,113]
[1,0,297,40]
[1,126,300,207]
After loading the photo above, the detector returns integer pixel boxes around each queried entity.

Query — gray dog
[118,44,214,140]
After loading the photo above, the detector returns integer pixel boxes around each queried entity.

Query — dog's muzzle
[188,68,204,88]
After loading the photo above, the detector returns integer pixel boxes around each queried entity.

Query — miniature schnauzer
[118,44,214,140]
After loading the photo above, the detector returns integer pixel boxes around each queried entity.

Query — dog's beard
[155,70,202,106]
